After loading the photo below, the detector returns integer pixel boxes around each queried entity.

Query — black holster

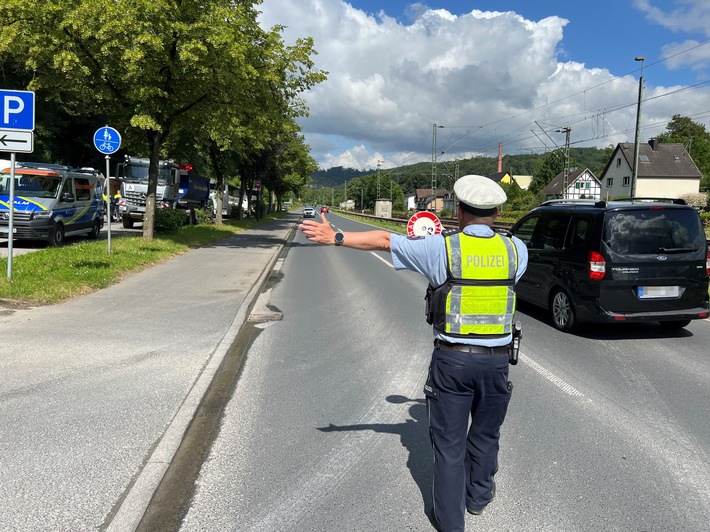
[509,321,522,365]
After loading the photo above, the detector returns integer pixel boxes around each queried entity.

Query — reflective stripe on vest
[443,232,518,337]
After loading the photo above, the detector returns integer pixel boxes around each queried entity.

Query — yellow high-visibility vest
[427,231,518,339]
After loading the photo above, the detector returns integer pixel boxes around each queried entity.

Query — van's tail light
[588,250,606,281]
[706,247,710,276]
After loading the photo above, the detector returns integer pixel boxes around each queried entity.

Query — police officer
[299,175,528,531]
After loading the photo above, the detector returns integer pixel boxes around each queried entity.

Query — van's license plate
[638,286,680,298]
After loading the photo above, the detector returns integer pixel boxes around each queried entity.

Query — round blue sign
[93,126,121,155]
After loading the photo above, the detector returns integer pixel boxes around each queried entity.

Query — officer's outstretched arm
[300,214,391,252]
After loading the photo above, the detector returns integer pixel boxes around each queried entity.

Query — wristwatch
[334,231,345,246]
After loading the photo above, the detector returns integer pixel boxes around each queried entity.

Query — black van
[510,198,710,331]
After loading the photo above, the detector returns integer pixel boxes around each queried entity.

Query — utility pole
[431,124,444,212]
[631,56,645,198]
[556,127,571,198]
[376,159,383,199]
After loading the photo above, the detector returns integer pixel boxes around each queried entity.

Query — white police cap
[454,174,507,210]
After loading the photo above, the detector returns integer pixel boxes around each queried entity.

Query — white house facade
[601,140,701,199]
[542,167,602,200]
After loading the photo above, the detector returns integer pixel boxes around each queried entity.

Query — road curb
[104,223,296,532]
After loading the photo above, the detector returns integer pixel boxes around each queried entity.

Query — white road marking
[519,352,585,397]
[370,251,394,268]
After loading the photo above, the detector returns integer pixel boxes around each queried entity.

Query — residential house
[404,193,417,212]
[486,171,514,185]
[489,171,532,190]
[542,167,602,200]
[601,140,701,199]
[512,175,533,190]
[415,188,452,211]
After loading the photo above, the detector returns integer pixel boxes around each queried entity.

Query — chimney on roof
[649,138,659,151]
[497,142,503,172]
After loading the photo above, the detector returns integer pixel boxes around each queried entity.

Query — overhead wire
[435,38,710,158]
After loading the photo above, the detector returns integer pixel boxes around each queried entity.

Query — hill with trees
[311,146,615,195]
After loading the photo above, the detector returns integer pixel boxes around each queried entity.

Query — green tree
[529,149,565,194]
[0,0,325,238]
[657,114,710,192]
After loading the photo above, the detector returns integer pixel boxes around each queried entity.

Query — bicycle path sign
[93,126,121,154]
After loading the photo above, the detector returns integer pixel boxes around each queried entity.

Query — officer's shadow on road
[317,395,433,512]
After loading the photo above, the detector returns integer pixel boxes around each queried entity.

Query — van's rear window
[604,209,704,254]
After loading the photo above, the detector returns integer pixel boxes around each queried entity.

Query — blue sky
[258,1,710,170]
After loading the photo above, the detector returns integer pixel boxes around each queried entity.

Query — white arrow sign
[0,129,34,153]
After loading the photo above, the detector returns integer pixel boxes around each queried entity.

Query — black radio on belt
[509,321,522,365]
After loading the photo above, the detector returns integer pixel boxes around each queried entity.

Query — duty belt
[434,339,509,356]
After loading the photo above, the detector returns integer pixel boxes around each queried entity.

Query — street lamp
[376,159,383,199]
[355,187,364,212]
[631,56,645,198]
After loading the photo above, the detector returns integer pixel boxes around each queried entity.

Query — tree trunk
[143,130,163,240]
[207,145,225,226]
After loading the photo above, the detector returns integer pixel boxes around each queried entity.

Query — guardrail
[333,209,514,232]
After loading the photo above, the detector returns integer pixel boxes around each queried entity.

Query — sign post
[1,89,35,280]
[93,126,121,254]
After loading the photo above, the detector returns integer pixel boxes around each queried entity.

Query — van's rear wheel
[87,220,101,240]
[551,289,576,332]
[49,223,65,247]
[659,319,691,329]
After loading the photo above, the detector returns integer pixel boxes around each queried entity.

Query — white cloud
[662,40,710,72]
[259,0,710,169]
[634,0,710,36]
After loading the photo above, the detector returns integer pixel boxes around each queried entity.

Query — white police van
[0,162,104,246]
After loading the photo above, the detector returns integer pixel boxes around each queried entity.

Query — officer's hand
[299,213,336,245]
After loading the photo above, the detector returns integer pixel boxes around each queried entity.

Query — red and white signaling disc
[407,211,442,237]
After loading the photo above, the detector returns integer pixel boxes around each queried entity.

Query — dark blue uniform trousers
[424,345,512,531]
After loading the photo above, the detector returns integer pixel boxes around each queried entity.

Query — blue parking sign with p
[94,126,121,154]
[0,89,35,130]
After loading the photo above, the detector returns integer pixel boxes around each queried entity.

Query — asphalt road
[179,212,710,532]
[0,215,294,532]
[2,211,708,531]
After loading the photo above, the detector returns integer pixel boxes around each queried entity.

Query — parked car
[321,205,329,213]
[303,206,316,218]
[510,198,710,332]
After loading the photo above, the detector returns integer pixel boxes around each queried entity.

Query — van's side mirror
[61,192,75,202]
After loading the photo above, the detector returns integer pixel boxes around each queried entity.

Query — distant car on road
[510,197,710,332]
[321,205,329,213]
[303,206,316,218]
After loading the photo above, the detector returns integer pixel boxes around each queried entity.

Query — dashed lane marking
[519,352,585,397]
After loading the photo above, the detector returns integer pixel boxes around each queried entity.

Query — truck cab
[117,156,180,228]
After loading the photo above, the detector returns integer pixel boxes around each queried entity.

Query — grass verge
[0,213,286,306]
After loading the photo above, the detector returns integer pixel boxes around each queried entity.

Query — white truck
[116,156,210,227]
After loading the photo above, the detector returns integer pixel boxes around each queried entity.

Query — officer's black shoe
[466,482,496,515]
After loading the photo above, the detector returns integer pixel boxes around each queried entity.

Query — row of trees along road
[0,0,327,238]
